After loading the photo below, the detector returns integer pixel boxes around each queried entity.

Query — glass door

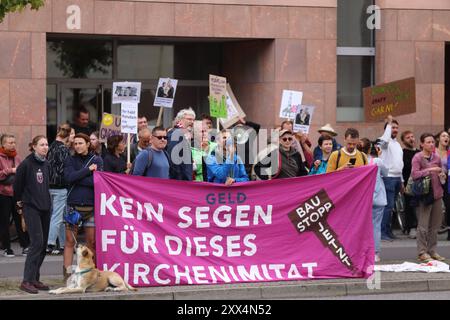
[59,84,108,134]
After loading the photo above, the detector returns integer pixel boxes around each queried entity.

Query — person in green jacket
[192,123,217,181]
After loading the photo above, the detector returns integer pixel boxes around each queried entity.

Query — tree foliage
[0,0,45,23]
[49,40,113,78]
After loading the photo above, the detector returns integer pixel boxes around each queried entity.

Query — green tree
[0,0,45,23]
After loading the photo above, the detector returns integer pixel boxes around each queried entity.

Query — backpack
[130,148,170,176]
[335,149,367,170]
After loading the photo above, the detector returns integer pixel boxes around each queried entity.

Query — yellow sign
[102,114,114,126]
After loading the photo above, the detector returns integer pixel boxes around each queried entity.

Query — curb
[3,277,450,300]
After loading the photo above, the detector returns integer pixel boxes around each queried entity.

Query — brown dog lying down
[49,244,137,295]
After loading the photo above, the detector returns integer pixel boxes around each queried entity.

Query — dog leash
[69,229,77,246]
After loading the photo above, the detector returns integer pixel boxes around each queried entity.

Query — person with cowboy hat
[313,124,342,161]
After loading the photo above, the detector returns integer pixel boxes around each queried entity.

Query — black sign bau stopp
[288,189,359,275]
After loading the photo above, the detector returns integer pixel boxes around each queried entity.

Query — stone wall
[0,0,337,155]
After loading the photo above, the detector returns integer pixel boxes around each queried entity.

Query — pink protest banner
[94,165,377,287]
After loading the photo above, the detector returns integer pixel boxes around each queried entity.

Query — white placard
[153,78,178,108]
[219,84,246,129]
[293,105,315,134]
[112,82,141,104]
[279,90,303,119]
[121,103,138,134]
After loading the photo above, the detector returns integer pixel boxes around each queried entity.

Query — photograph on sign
[209,74,227,118]
[153,78,178,108]
[112,82,141,104]
[219,84,246,129]
[121,103,138,134]
[294,105,315,134]
[280,90,303,119]
[363,77,416,122]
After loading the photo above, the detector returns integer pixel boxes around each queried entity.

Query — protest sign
[121,103,138,134]
[279,90,303,119]
[154,78,178,108]
[209,74,227,118]
[219,84,246,129]
[363,77,416,122]
[112,82,141,104]
[293,105,315,134]
[95,165,377,287]
[99,113,128,143]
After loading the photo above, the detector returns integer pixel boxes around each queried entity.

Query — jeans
[47,189,67,248]
[382,177,402,238]
[373,206,385,253]
[22,205,50,283]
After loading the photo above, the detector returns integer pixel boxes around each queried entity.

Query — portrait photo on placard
[294,105,315,133]
[154,78,178,108]
[112,82,141,104]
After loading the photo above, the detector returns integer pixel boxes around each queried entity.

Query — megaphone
[232,125,251,145]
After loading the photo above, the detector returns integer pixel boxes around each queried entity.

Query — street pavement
[1,230,450,299]
[307,290,450,300]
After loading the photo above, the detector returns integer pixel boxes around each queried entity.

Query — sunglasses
[154,136,168,140]
[281,137,293,142]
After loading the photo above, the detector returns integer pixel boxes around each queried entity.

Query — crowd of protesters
[2,105,450,294]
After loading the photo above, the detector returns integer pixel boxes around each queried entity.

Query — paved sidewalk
[1,268,450,300]
[1,231,450,300]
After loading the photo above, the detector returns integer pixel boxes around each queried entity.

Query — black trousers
[22,205,50,283]
[0,194,29,250]
[404,194,418,231]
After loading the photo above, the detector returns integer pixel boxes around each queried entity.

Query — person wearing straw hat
[313,124,342,161]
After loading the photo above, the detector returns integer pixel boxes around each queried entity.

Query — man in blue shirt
[132,126,170,179]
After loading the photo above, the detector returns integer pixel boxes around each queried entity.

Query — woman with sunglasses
[253,129,308,180]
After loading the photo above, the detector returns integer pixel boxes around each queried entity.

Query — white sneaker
[3,249,15,257]
[409,229,417,239]
[375,254,380,262]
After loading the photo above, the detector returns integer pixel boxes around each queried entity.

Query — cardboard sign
[363,77,416,122]
[279,90,303,119]
[219,84,246,129]
[293,105,315,134]
[153,78,178,108]
[99,113,128,143]
[121,103,138,134]
[112,82,141,104]
[209,74,227,118]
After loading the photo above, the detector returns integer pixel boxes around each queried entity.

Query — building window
[117,43,174,80]
[46,36,223,140]
[47,39,113,79]
[337,0,375,122]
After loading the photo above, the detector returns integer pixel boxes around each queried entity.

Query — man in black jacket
[167,108,195,181]
[401,130,420,239]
